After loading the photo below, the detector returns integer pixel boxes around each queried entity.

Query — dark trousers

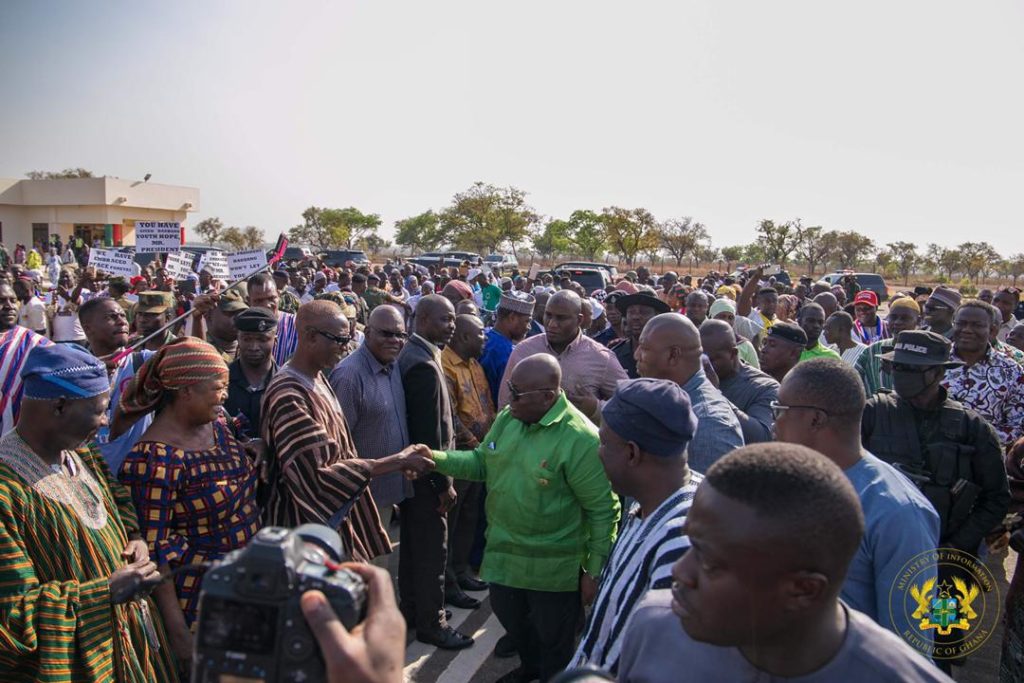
[398,478,448,633]
[490,583,581,682]
[445,479,483,588]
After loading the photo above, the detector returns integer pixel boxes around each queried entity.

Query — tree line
[190,180,1024,287]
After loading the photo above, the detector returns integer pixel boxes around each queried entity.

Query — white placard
[135,221,181,253]
[228,249,268,279]
[88,248,137,277]
[198,250,230,279]
[164,251,196,280]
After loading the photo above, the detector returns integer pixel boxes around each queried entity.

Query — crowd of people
[2,243,1024,683]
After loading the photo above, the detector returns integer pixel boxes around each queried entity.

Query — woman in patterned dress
[118,337,265,674]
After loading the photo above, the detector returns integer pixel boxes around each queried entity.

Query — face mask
[892,369,934,399]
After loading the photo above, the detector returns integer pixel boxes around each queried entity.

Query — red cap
[853,290,879,308]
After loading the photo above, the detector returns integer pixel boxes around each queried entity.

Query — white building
[0,176,199,249]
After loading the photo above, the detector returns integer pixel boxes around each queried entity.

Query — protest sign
[88,248,137,278]
[198,250,230,279]
[135,221,181,253]
[528,263,541,279]
[164,251,197,281]
[228,249,268,279]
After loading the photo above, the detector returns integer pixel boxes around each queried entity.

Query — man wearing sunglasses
[862,330,1008,561]
[423,353,618,682]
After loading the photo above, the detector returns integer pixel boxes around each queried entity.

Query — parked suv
[483,253,519,274]
[321,249,371,268]
[553,267,609,294]
[824,272,889,302]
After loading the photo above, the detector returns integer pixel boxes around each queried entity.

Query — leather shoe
[493,633,517,658]
[402,609,452,630]
[458,575,489,592]
[417,625,474,650]
[445,589,481,610]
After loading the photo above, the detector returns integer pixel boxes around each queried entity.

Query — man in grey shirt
[330,305,413,519]
[618,442,951,683]
[636,313,743,473]
[700,319,778,443]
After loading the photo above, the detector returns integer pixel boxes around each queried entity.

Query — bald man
[398,295,474,649]
[262,300,433,566]
[498,290,627,422]
[428,354,619,681]
[636,313,744,472]
[700,319,778,444]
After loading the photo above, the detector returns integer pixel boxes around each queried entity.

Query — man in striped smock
[0,281,50,434]
[569,377,704,675]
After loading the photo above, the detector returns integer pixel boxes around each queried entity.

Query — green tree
[362,234,390,257]
[658,217,709,267]
[334,207,382,250]
[600,206,658,267]
[928,244,962,281]
[833,231,875,269]
[693,245,720,271]
[290,207,339,252]
[720,245,745,272]
[439,182,538,257]
[958,242,1001,283]
[755,219,803,266]
[26,168,94,179]
[221,226,246,250]
[194,217,224,245]
[793,226,832,276]
[565,210,607,261]
[533,219,571,261]
[1008,254,1024,287]
[394,210,445,255]
[241,226,264,249]
[886,241,918,285]
[742,242,767,265]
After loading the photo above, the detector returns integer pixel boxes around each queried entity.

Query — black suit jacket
[399,335,455,493]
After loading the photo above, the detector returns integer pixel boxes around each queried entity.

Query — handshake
[385,444,437,480]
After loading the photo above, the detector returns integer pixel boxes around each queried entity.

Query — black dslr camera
[192,524,367,683]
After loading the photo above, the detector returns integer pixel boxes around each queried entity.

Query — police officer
[861,330,1009,552]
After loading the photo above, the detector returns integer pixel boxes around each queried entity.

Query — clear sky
[1,1,1021,254]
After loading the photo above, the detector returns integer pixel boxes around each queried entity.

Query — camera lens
[294,523,344,562]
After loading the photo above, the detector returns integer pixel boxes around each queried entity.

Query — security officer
[611,291,670,378]
[861,330,1009,552]
[223,306,278,441]
[133,290,177,351]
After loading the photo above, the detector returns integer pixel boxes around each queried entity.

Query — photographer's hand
[301,564,406,683]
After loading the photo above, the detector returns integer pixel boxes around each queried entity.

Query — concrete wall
[0,177,197,247]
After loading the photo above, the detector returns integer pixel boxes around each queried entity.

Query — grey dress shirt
[719,361,779,444]
[330,343,413,508]
[682,369,745,473]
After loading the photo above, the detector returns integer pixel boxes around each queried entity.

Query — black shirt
[223,358,276,439]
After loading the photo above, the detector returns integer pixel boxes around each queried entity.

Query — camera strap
[326,478,371,530]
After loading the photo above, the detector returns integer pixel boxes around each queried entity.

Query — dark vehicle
[117,248,160,270]
[282,246,314,262]
[420,251,482,266]
[321,249,370,268]
[824,272,889,302]
[555,261,618,278]
[554,267,609,295]
[408,256,465,270]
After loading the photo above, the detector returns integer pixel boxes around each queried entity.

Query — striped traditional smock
[569,473,703,675]
[0,434,177,682]
[261,365,390,561]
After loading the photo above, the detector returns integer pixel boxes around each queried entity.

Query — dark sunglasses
[506,380,554,402]
[313,328,351,346]
[371,328,408,340]
[892,363,932,374]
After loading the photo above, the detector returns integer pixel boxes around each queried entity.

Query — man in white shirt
[14,277,48,336]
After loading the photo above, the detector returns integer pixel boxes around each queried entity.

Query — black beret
[234,306,278,333]
[768,321,807,346]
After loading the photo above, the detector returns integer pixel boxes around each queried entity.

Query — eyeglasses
[371,328,408,340]
[506,380,555,402]
[313,328,351,346]
[923,302,951,313]
[769,401,831,420]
